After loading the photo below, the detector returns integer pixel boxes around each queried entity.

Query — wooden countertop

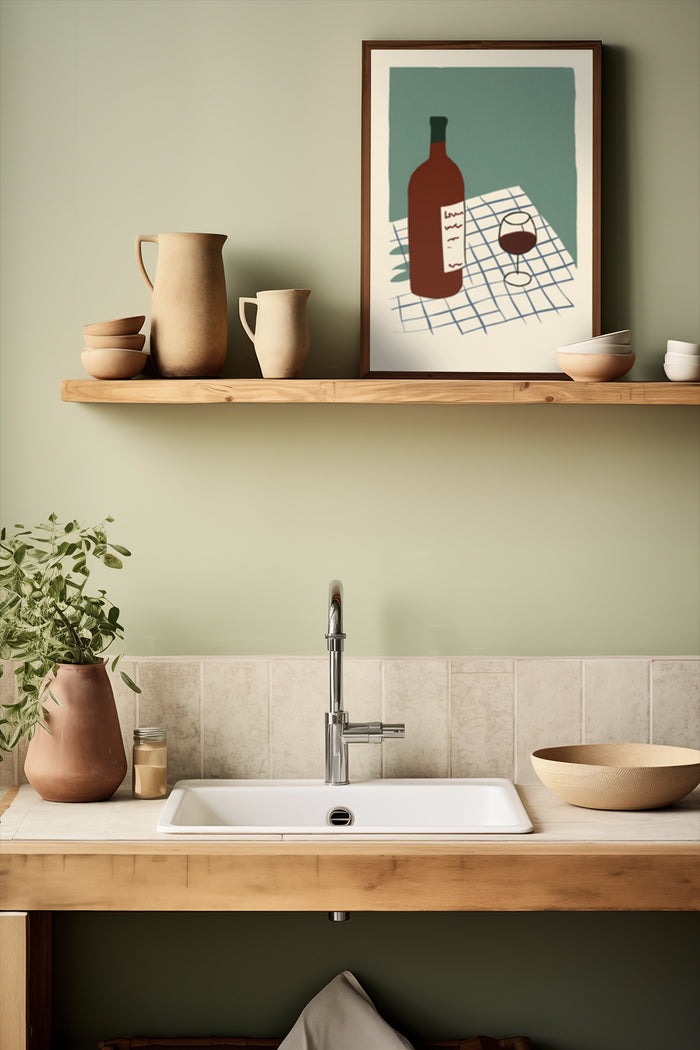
[1,784,698,912]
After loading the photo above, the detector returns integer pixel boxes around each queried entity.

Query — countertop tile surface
[2,783,698,844]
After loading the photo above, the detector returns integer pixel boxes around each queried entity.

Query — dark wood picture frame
[360,41,602,379]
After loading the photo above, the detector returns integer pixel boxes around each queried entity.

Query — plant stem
[52,601,90,662]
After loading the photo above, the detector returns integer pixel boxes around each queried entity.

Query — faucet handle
[380,723,406,739]
[343,721,406,743]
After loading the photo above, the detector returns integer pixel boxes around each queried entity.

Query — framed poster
[360,41,601,378]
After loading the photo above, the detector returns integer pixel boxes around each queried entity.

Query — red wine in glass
[498,211,536,287]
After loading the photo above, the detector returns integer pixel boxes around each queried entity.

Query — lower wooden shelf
[61,378,700,405]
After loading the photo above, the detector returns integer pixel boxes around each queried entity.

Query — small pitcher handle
[136,235,159,291]
[238,297,258,344]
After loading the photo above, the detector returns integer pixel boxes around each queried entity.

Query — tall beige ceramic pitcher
[136,232,228,377]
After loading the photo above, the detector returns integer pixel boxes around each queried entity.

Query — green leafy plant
[0,514,140,755]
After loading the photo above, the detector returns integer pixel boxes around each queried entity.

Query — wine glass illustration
[498,210,537,288]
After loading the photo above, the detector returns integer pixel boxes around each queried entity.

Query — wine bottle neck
[429,116,448,147]
[429,140,447,158]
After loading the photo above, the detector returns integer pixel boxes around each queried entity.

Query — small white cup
[667,339,700,356]
[664,356,700,382]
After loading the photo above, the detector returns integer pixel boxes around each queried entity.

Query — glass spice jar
[132,727,167,799]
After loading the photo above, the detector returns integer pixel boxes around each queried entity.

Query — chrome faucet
[324,580,405,785]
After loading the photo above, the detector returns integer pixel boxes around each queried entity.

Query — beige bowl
[531,743,700,810]
[557,351,635,382]
[81,348,147,380]
[83,315,145,337]
[84,333,146,351]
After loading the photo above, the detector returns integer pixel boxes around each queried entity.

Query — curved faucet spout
[326,580,346,717]
[326,580,345,649]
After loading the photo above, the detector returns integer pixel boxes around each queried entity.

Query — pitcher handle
[136,235,159,291]
[238,297,258,344]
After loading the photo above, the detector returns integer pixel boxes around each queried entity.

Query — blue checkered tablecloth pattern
[388,186,575,335]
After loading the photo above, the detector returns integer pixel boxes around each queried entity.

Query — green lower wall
[53,912,700,1050]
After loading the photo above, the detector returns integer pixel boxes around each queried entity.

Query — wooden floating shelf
[61,378,700,406]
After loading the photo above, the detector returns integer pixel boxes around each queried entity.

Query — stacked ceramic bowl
[557,330,634,382]
[664,339,700,382]
[82,315,148,379]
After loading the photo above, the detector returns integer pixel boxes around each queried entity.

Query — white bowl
[666,353,700,366]
[664,356,700,382]
[558,340,633,355]
[666,350,700,362]
[81,348,148,380]
[667,339,700,356]
[587,330,631,344]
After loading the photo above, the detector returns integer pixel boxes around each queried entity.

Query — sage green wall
[2,7,699,1049]
[1,0,699,658]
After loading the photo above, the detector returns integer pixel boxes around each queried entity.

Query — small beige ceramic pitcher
[239,288,310,378]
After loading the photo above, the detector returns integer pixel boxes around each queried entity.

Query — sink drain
[327,806,354,827]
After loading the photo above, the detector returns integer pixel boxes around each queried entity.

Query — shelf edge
[60,378,700,406]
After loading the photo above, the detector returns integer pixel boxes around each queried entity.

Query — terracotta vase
[239,288,311,378]
[24,662,127,803]
[136,232,228,377]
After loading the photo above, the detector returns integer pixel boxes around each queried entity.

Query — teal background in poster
[389,66,578,260]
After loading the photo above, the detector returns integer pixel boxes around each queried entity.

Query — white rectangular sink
[157,778,533,835]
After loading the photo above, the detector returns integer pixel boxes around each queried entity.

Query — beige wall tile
[383,660,449,777]
[451,660,514,778]
[270,659,327,778]
[7,655,691,795]
[0,661,19,787]
[584,659,649,744]
[652,659,700,748]
[137,660,202,784]
[203,659,270,778]
[107,658,138,790]
[0,751,18,788]
[451,659,514,675]
[342,659,383,781]
[516,660,582,783]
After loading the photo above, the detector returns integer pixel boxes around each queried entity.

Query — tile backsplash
[1,656,698,789]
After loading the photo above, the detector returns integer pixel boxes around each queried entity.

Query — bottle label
[441,201,466,275]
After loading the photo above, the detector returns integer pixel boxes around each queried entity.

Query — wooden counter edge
[1,838,698,856]
[2,840,698,912]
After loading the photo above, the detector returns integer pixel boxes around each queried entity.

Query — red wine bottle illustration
[408,116,465,299]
